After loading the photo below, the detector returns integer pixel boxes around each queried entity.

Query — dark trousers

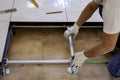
[99,5,120,48]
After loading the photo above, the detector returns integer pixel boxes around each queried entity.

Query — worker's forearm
[76,2,99,26]
[84,43,114,58]
[84,32,119,58]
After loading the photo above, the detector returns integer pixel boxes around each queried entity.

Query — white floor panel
[65,0,103,22]
[0,22,9,62]
[11,0,67,22]
[0,0,14,22]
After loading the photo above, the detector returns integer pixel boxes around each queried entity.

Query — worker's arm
[64,1,100,40]
[84,32,119,58]
[76,1,100,26]
[68,32,119,74]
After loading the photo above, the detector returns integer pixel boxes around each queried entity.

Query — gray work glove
[67,51,88,74]
[64,23,79,41]
[70,51,88,68]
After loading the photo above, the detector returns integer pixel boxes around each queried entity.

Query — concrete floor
[0,27,119,80]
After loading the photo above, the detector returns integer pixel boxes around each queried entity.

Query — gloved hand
[64,23,79,41]
[70,51,88,69]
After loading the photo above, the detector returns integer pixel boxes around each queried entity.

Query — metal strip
[67,26,75,57]
[68,36,74,56]
[7,60,70,64]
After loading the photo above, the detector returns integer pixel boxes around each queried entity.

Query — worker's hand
[70,51,88,69]
[64,23,79,41]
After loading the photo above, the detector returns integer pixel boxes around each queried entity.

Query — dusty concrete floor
[0,27,119,80]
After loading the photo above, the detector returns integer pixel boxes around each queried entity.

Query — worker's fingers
[64,31,71,41]
[73,33,77,39]
[71,63,79,69]
[70,63,75,67]
[71,56,75,59]
[70,62,81,69]
[73,64,78,68]
[75,65,78,68]
[70,56,75,66]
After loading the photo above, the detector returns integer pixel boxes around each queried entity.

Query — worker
[64,0,120,77]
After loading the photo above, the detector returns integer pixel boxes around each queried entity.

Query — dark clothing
[108,51,120,77]
[99,5,103,18]
[116,35,120,48]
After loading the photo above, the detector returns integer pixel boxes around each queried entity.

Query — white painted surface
[11,0,67,22]
[11,0,103,22]
[0,22,9,62]
[0,0,14,22]
[65,0,103,22]
[0,0,103,62]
